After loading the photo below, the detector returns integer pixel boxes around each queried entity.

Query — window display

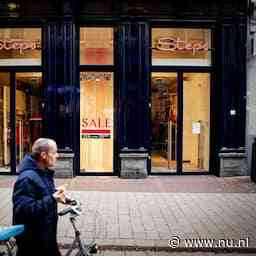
[80,72,113,172]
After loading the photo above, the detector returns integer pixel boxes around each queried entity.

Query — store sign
[81,117,112,139]
[80,72,112,81]
[156,36,208,55]
[0,39,40,54]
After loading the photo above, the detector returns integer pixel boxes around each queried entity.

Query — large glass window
[15,73,43,166]
[80,26,114,173]
[0,28,41,66]
[0,73,10,172]
[80,27,113,65]
[0,27,43,173]
[152,28,211,66]
[80,72,113,172]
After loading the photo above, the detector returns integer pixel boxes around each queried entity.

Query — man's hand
[53,188,66,203]
[56,184,67,193]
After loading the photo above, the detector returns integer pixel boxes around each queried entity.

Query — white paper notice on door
[192,122,201,134]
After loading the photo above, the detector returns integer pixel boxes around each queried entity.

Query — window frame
[0,26,43,175]
[0,27,43,67]
[149,24,215,175]
[78,25,117,175]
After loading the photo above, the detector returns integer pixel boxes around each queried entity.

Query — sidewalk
[0,175,256,255]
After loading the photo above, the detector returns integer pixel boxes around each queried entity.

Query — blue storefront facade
[0,0,247,177]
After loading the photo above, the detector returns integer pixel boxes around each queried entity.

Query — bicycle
[0,225,24,256]
[58,197,98,256]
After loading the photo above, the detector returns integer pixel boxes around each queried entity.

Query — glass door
[151,72,210,173]
[151,27,212,174]
[151,72,178,173]
[15,72,43,167]
[182,73,210,172]
[0,72,43,173]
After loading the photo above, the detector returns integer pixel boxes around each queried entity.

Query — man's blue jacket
[12,155,61,256]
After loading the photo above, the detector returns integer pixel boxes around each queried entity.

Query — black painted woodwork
[118,22,150,151]
[44,21,76,151]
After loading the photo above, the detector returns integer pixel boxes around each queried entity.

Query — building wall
[246,57,256,175]
[0,0,248,176]
[247,0,256,175]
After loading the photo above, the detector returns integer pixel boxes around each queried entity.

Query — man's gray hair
[31,138,57,160]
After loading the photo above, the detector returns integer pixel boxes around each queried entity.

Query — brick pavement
[1,175,256,193]
[0,175,256,255]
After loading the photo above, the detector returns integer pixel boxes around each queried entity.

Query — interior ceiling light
[8,2,18,11]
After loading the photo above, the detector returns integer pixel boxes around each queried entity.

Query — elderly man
[12,138,66,256]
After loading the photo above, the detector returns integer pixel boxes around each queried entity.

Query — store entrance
[151,72,178,173]
[151,72,210,174]
[0,72,43,174]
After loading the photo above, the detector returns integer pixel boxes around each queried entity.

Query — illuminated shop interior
[0,72,43,172]
[151,28,211,173]
[0,28,42,172]
[79,27,114,173]
[78,27,211,173]
[151,72,210,173]
[0,27,211,174]
[80,72,113,173]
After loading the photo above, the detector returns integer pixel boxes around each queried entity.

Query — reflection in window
[0,28,41,66]
[0,73,10,172]
[80,27,113,65]
[15,73,43,166]
[152,28,211,66]
[80,72,113,172]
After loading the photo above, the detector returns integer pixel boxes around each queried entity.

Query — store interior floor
[151,154,208,173]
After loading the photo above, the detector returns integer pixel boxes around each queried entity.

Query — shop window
[152,28,211,66]
[15,73,43,166]
[0,73,10,172]
[80,72,113,172]
[80,27,114,65]
[0,28,41,66]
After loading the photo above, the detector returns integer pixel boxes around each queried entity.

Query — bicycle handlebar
[58,197,82,216]
[58,207,73,216]
[64,196,78,206]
